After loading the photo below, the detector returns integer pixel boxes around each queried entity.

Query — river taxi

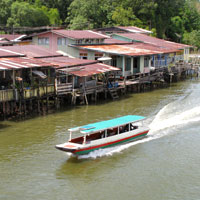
[55,115,149,155]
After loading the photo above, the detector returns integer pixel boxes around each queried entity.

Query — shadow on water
[7,104,82,122]
[0,124,11,129]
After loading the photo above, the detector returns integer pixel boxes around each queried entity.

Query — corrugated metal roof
[0,48,25,58]
[40,56,97,68]
[77,44,165,56]
[0,34,26,41]
[0,57,56,71]
[58,63,120,77]
[52,30,109,39]
[128,43,180,53]
[0,45,62,58]
[115,33,190,49]
[118,26,152,34]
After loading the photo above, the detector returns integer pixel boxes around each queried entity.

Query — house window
[95,53,103,60]
[38,37,49,45]
[125,57,131,71]
[144,57,149,68]
[85,39,93,44]
[57,38,67,45]
[80,53,88,59]
[76,39,83,44]
[111,56,117,67]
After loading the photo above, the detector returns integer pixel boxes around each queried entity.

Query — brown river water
[0,79,200,200]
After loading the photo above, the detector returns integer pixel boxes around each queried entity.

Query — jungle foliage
[0,0,200,48]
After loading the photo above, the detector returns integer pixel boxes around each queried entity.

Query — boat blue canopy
[68,115,145,134]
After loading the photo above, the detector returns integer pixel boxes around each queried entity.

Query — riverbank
[0,62,199,121]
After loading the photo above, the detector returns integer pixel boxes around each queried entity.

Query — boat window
[130,124,138,130]
[107,128,117,137]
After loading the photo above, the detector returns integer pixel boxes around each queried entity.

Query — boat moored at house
[55,115,149,155]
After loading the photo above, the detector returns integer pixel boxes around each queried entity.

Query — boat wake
[78,86,200,159]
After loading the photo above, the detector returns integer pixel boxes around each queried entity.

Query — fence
[0,85,55,102]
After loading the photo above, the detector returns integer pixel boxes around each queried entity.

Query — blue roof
[69,115,145,134]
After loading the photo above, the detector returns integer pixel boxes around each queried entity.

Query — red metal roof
[115,33,190,49]
[59,63,120,77]
[0,34,25,41]
[0,47,25,58]
[40,56,97,68]
[128,43,180,54]
[0,57,57,71]
[77,44,169,56]
[0,45,62,58]
[52,30,109,39]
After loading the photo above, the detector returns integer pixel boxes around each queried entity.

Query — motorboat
[55,115,149,155]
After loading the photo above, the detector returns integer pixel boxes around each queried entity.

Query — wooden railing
[0,85,55,102]
[78,84,105,95]
[57,83,73,95]
[0,89,15,102]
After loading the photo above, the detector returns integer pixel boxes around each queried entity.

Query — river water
[0,79,200,200]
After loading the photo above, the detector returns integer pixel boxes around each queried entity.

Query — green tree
[0,0,12,25]
[7,1,50,27]
[153,0,185,38]
[181,0,200,32]
[6,1,62,27]
[112,6,142,27]
[40,5,62,26]
[122,0,157,29]
[167,16,184,42]
[66,0,112,29]
[39,0,73,23]
[183,30,200,49]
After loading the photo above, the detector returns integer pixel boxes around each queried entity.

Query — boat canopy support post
[83,134,86,144]
[69,131,72,141]
[105,129,107,137]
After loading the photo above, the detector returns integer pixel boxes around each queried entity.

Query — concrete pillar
[140,56,144,73]
[131,57,134,75]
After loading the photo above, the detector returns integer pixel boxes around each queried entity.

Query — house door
[133,57,140,73]
[111,56,117,67]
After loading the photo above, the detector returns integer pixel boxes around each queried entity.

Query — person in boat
[107,128,117,137]
[130,123,138,130]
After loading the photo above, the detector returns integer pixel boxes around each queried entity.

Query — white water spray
[78,85,200,159]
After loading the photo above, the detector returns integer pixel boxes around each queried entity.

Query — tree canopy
[0,0,200,48]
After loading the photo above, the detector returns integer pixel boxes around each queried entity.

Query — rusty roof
[0,57,56,71]
[0,47,25,58]
[58,63,120,77]
[77,44,170,56]
[128,43,180,54]
[114,33,191,49]
[39,56,98,68]
[0,45,62,58]
[51,30,109,39]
